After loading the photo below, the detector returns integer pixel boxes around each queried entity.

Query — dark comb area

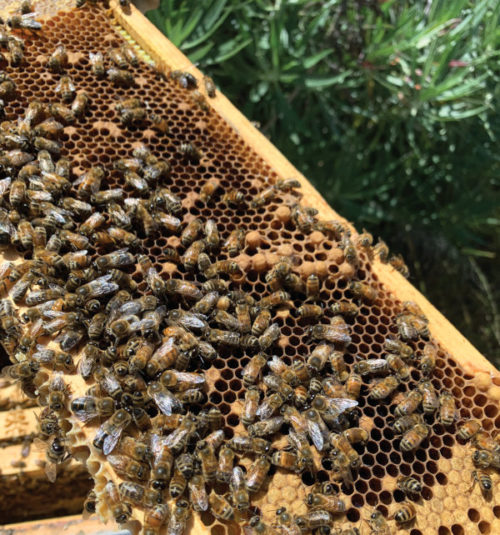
[0,3,498,535]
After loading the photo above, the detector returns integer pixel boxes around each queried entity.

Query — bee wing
[45,461,57,483]
[268,355,286,374]
[103,427,123,456]
[150,386,182,416]
[20,13,42,29]
[306,416,326,452]
[42,309,64,319]
[255,400,274,421]
[32,347,54,363]
[329,325,352,344]
[91,280,120,297]
[178,372,206,388]
[50,371,65,391]
[329,398,358,414]
[0,177,11,196]
[33,437,47,453]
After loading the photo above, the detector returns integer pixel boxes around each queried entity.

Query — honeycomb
[0,2,499,535]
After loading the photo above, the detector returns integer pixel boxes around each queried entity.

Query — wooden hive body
[0,2,498,535]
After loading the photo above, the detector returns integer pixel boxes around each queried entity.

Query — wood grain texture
[108,0,497,376]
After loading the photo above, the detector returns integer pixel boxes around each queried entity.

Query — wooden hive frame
[0,1,499,534]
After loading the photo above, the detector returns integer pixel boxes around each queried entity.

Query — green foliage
[147,0,500,361]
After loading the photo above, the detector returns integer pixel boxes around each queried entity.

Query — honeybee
[372,239,389,263]
[366,510,390,535]
[470,470,492,496]
[89,51,105,77]
[438,391,456,426]
[369,375,399,400]
[42,372,67,412]
[350,281,377,302]
[229,435,271,455]
[383,338,411,361]
[116,436,151,463]
[345,372,362,400]
[55,75,75,103]
[188,474,209,512]
[260,290,290,309]
[308,316,351,344]
[291,203,316,233]
[473,450,500,470]
[271,450,300,473]
[108,454,149,481]
[385,353,410,379]
[394,390,422,417]
[71,92,89,118]
[245,517,275,535]
[203,75,216,97]
[119,43,138,66]
[259,323,280,350]
[104,480,131,525]
[171,70,198,89]
[229,466,249,510]
[208,490,233,521]
[47,45,67,73]
[107,67,134,86]
[179,218,202,248]
[222,189,245,206]
[180,141,202,163]
[8,37,25,67]
[392,501,416,525]
[353,358,388,377]
[295,510,332,533]
[400,423,429,451]
[418,380,439,414]
[329,432,360,468]
[48,102,75,124]
[149,432,174,490]
[93,409,131,455]
[166,499,191,535]
[248,416,284,438]
[251,308,271,337]
[268,355,299,386]
[204,259,242,279]
[217,445,235,483]
[32,345,74,371]
[245,454,270,493]
[305,344,331,372]
[148,382,182,416]
[420,342,437,375]
[298,304,323,320]
[82,490,97,518]
[169,468,187,498]
[389,254,410,278]
[7,13,42,30]
[340,235,358,266]
[392,413,424,435]
[33,118,64,140]
[305,409,330,452]
[37,408,59,438]
[108,47,127,69]
[199,177,220,203]
[274,507,303,535]
[397,476,422,496]
[397,313,429,341]
[472,430,499,452]
[34,435,69,483]
[305,492,346,514]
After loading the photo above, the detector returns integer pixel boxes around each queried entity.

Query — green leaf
[304,71,352,89]
[303,48,333,69]
[213,37,252,63]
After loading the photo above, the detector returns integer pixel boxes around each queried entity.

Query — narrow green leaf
[303,48,333,69]
[305,71,352,89]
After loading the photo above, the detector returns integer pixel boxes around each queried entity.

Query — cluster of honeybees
[0,3,496,535]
